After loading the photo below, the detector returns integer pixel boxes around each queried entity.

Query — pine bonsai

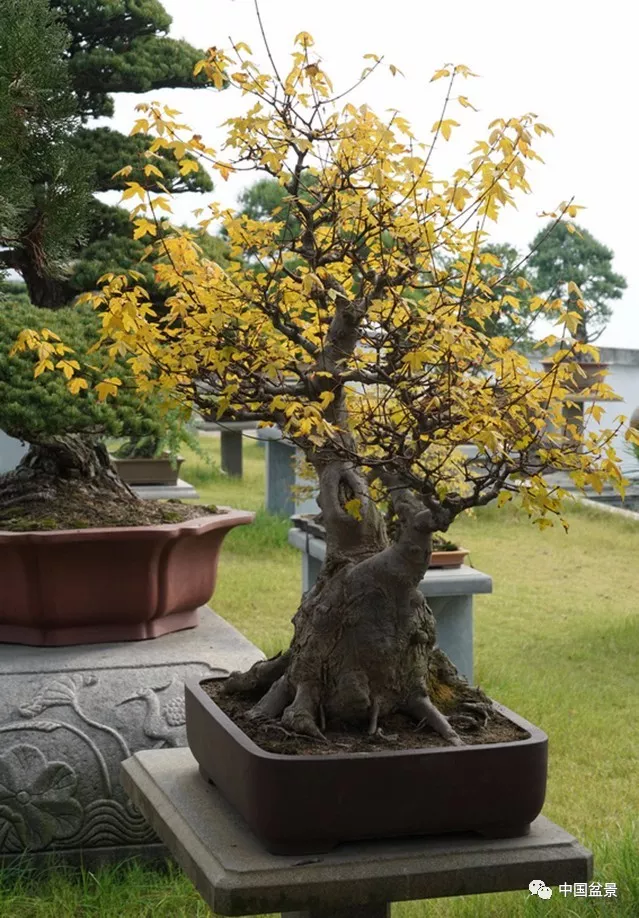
[26,36,637,741]
[0,296,193,522]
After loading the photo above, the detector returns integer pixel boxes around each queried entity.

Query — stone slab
[0,611,263,865]
[132,479,199,500]
[122,747,592,917]
[287,529,493,597]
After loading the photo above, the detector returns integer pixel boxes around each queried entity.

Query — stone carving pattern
[0,663,223,853]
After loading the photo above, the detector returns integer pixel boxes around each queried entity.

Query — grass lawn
[1,435,637,916]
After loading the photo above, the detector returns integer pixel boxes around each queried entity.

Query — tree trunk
[15,256,69,310]
[224,459,489,745]
[0,434,136,513]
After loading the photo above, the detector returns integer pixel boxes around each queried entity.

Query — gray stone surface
[0,429,28,474]
[122,747,592,917]
[288,528,492,682]
[0,611,263,865]
[132,478,199,500]
[259,427,319,516]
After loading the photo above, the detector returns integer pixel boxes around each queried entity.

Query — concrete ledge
[287,529,492,597]
[132,479,199,500]
[577,497,639,521]
[122,747,592,916]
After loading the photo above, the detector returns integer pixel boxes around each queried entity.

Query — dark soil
[0,485,221,532]
[203,679,529,756]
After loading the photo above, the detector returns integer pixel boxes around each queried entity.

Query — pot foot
[478,822,531,839]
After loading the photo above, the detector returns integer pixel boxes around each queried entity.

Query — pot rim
[0,507,254,543]
[187,675,547,763]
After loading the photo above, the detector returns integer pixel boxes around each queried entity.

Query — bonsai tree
[528,221,626,344]
[27,38,637,742]
[0,295,192,518]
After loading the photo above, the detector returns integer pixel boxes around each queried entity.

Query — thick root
[247,674,291,720]
[405,692,464,747]
[222,650,291,695]
[281,682,325,740]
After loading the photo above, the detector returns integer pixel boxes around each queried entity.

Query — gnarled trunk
[0,434,136,514]
[224,459,489,746]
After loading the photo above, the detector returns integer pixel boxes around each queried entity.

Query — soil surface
[0,486,221,532]
[203,679,529,756]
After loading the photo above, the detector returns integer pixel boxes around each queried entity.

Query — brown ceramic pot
[113,455,183,486]
[0,509,253,646]
[185,676,548,855]
[429,548,469,568]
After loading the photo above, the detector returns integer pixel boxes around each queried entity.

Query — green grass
[1,434,637,916]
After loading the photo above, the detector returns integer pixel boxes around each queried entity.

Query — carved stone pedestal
[0,610,263,866]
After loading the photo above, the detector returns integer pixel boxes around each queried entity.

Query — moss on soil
[0,485,220,532]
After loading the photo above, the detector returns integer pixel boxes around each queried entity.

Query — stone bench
[288,528,492,683]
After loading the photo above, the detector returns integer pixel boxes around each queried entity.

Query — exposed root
[246,674,291,720]
[282,682,325,740]
[405,693,464,747]
[222,650,291,695]
[367,698,380,735]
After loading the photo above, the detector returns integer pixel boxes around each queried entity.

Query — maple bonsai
[27,35,636,741]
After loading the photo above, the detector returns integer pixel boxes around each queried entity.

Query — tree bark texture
[224,459,489,744]
[0,435,135,513]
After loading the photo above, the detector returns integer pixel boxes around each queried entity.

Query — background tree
[1,0,218,308]
[26,40,633,744]
[0,0,92,308]
[528,222,626,343]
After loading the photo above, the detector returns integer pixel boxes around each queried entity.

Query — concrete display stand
[122,747,592,917]
[258,427,319,517]
[288,528,491,683]
[197,420,259,477]
[0,612,263,866]
[132,479,199,500]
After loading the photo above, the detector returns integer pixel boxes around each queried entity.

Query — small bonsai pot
[429,547,469,568]
[0,509,253,646]
[185,676,548,855]
[113,454,184,486]
[291,516,470,570]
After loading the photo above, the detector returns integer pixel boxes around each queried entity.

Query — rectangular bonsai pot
[113,456,183,486]
[185,677,548,855]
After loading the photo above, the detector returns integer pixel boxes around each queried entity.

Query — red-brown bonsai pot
[0,508,253,646]
[185,676,548,855]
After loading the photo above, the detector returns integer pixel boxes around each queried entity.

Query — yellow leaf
[144,164,164,178]
[430,68,451,82]
[95,377,122,402]
[178,159,200,176]
[432,119,459,141]
[294,31,314,48]
[457,95,477,110]
[112,165,133,179]
[389,64,404,77]
[68,377,89,395]
[497,491,513,508]
[344,498,363,521]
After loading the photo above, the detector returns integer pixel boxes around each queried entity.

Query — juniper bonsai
[27,36,635,743]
